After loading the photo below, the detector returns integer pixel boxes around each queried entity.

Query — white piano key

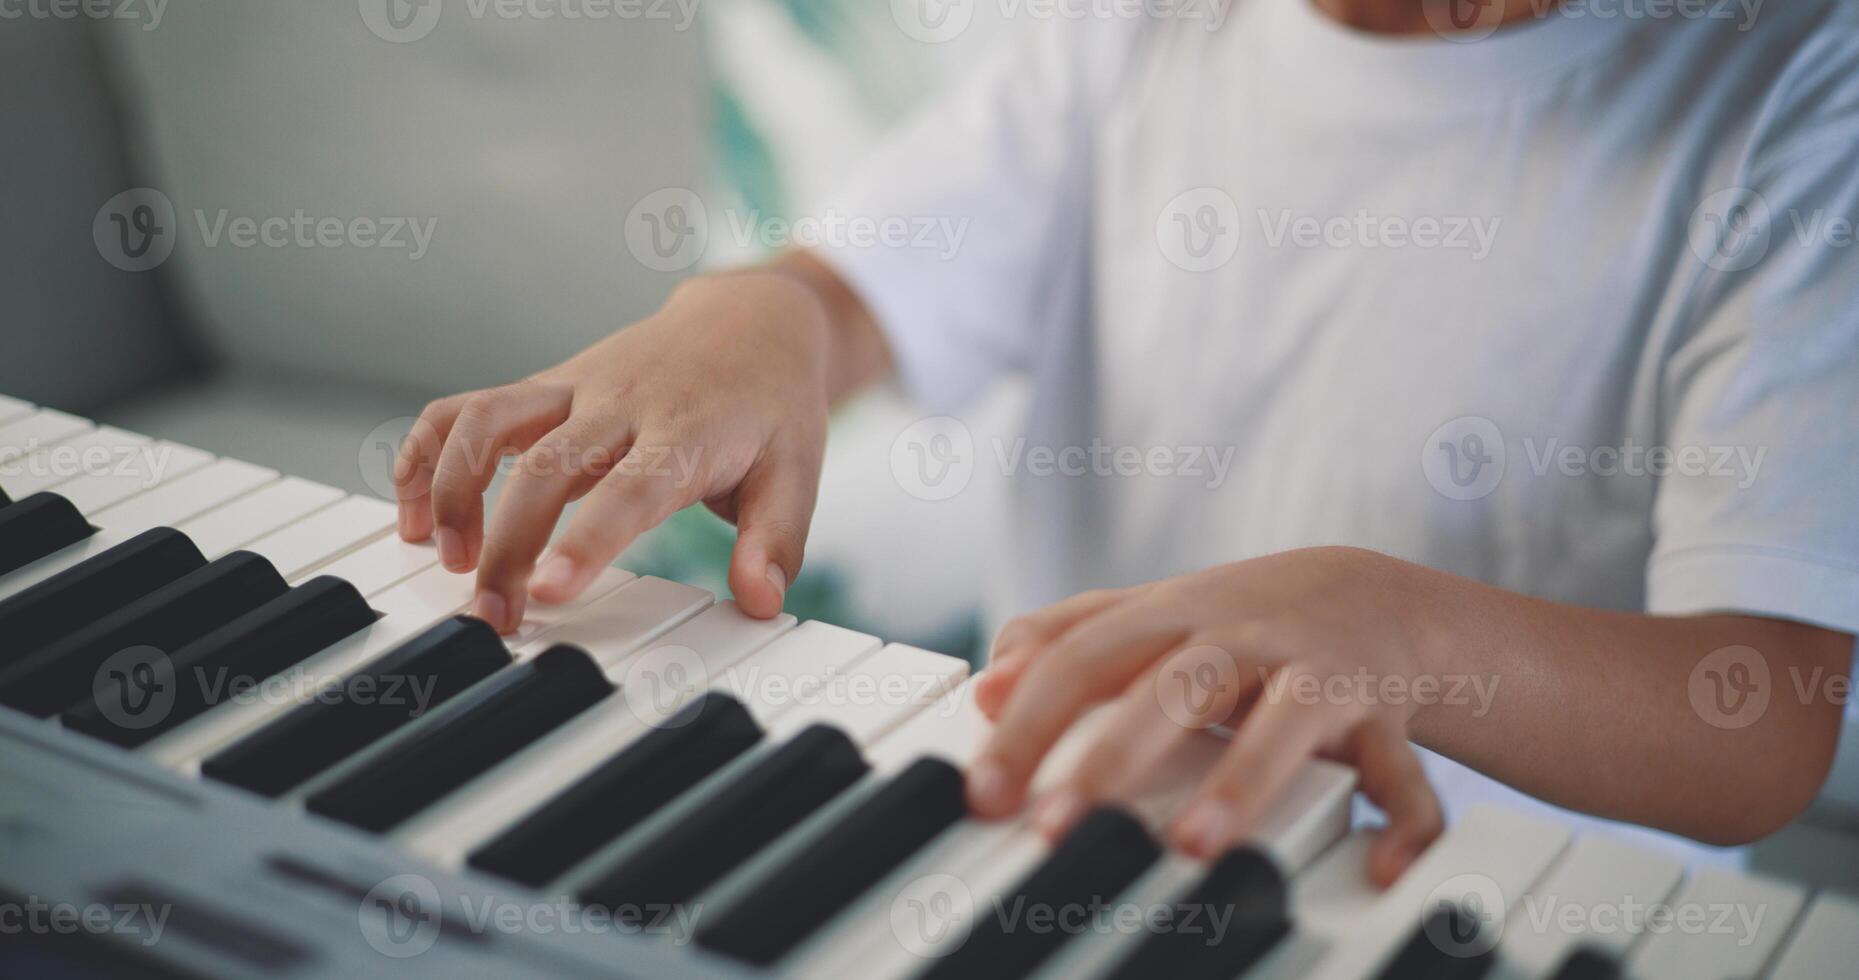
[515,574,714,668]
[0,394,32,424]
[766,642,971,745]
[862,671,991,772]
[713,620,886,725]
[1285,804,1572,980]
[0,408,92,462]
[1488,834,1684,980]
[507,566,640,650]
[364,562,473,622]
[1,426,149,499]
[1766,890,1859,980]
[241,495,396,579]
[175,477,345,559]
[0,529,131,602]
[396,599,795,866]
[311,531,441,596]
[1622,868,1805,980]
[91,458,279,534]
[55,441,213,515]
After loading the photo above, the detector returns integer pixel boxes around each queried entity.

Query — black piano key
[1374,903,1497,980]
[918,807,1162,980]
[576,723,869,914]
[0,485,10,507]
[61,576,379,747]
[0,528,205,665]
[202,616,511,798]
[695,756,967,966]
[1102,847,1288,980]
[1548,947,1621,980]
[468,691,764,888]
[0,551,287,718]
[304,644,612,833]
[0,492,94,577]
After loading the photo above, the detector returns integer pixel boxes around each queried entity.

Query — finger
[976,588,1132,718]
[394,393,470,541]
[472,413,626,632]
[1346,719,1444,887]
[529,432,698,605]
[967,598,1191,818]
[1171,665,1351,858]
[429,385,572,572]
[725,444,822,620]
[1031,660,1195,841]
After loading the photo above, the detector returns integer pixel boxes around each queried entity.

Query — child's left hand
[966,546,1449,886]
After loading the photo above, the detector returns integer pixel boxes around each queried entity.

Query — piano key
[1,426,150,499]
[1374,904,1498,980]
[571,722,871,914]
[0,528,135,603]
[175,477,345,559]
[1544,948,1620,980]
[1621,868,1805,980]
[0,485,7,508]
[0,409,93,464]
[765,642,971,745]
[241,495,395,580]
[310,532,440,597]
[394,598,790,866]
[143,566,631,772]
[1486,834,1683,980]
[695,755,968,966]
[0,551,289,717]
[917,807,1163,980]
[55,441,214,515]
[200,615,511,797]
[1096,847,1290,980]
[1257,804,1571,980]
[61,576,378,747]
[0,394,32,424]
[466,691,766,888]
[90,458,279,534]
[711,619,884,725]
[1765,890,1859,980]
[0,492,96,577]
[301,644,613,833]
[513,573,713,664]
[0,529,205,668]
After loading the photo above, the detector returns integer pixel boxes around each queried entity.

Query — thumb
[726,448,821,619]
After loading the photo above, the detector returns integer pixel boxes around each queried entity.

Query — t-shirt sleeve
[807,24,1131,414]
[1646,74,1859,635]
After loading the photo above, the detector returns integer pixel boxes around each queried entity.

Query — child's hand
[967,546,1449,886]
[392,266,841,633]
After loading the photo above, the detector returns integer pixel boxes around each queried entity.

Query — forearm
[1407,567,1853,844]
[767,249,894,405]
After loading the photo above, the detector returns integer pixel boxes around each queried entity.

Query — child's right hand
[392,256,873,634]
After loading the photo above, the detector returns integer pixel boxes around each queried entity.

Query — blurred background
[0,0,1038,662]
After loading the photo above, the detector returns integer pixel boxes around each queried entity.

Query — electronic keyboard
[0,393,1853,979]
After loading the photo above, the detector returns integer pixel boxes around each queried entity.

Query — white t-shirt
[818,0,1859,860]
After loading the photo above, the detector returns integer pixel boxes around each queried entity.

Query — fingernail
[435,527,467,570]
[1175,800,1237,857]
[764,564,787,602]
[472,591,509,633]
[966,758,1013,814]
[1033,790,1089,839]
[531,551,579,598]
